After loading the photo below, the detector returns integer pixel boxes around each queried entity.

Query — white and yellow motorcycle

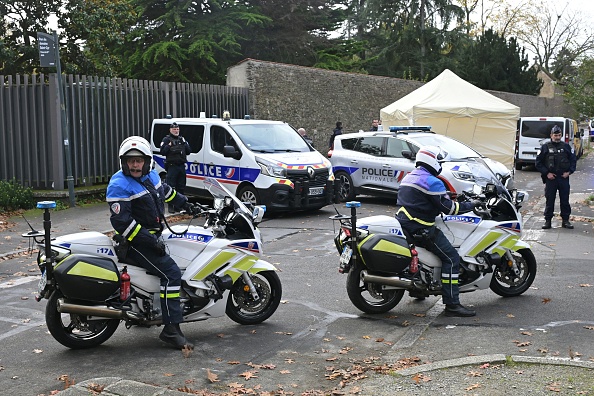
[330,183,535,314]
[26,178,281,349]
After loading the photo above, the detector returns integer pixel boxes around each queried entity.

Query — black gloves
[182,202,195,215]
[154,239,166,256]
[471,199,482,208]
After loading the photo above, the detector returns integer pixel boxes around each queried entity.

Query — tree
[564,58,594,119]
[456,28,542,94]
[487,1,594,79]
[355,0,466,80]
[58,0,137,76]
[240,0,346,67]
[0,0,61,74]
[116,0,271,84]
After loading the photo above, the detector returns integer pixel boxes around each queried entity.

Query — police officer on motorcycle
[107,136,195,349]
[535,125,577,230]
[396,146,480,317]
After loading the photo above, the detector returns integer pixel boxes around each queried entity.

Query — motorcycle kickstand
[241,272,260,301]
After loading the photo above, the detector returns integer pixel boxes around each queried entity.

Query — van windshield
[521,120,563,138]
[231,123,311,153]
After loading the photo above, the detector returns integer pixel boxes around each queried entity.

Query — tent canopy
[379,69,520,168]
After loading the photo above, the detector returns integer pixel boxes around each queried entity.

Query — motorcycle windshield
[204,177,253,217]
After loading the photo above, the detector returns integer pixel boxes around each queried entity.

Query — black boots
[543,219,574,229]
[159,323,194,349]
[445,304,476,317]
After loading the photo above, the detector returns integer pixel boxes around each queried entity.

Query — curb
[393,354,594,376]
[57,355,594,395]
[55,377,190,396]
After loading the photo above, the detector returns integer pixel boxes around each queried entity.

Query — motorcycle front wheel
[490,248,537,297]
[226,271,282,325]
[45,292,120,349]
[346,264,404,314]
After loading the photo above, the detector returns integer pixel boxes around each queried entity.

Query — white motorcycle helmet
[415,145,448,176]
[119,136,152,176]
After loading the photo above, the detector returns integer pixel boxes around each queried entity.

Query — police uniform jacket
[106,170,187,248]
[534,141,576,178]
[396,167,475,233]
[160,134,191,166]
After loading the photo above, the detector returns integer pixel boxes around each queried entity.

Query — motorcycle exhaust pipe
[361,270,413,289]
[57,298,125,319]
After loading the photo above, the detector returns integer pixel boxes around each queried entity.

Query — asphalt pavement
[1,187,593,395]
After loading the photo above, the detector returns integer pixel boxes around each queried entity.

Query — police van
[150,115,337,211]
[515,116,578,170]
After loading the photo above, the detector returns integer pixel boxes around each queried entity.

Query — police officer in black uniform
[160,122,191,213]
[535,125,577,229]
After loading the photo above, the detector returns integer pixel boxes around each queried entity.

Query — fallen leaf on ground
[239,371,258,380]
[206,369,219,383]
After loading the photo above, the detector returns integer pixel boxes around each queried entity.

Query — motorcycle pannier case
[53,254,120,302]
[358,234,411,274]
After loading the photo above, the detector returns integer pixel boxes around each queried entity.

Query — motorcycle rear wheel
[346,264,404,314]
[490,248,537,297]
[226,271,282,325]
[45,292,120,349]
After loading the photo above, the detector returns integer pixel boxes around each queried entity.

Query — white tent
[379,69,520,169]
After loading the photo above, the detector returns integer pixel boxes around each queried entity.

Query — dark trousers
[127,245,183,324]
[543,176,571,221]
[425,226,461,306]
[399,218,461,305]
[166,164,187,195]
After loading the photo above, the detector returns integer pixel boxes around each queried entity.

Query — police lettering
[188,163,223,178]
[362,167,396,177]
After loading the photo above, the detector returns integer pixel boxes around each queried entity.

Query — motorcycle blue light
[345,201,361,208]
[37,201,56,209]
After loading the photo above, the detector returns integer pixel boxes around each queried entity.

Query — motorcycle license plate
[340,245,352,266]
[309,187,324,196]
[38,271,47,294]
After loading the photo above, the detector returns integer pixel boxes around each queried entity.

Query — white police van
[515,116,578,170]
[150,115,337,211]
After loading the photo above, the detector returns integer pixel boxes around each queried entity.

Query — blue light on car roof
[389,126,432,132]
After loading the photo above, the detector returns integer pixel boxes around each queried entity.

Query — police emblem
[111,203,121,214]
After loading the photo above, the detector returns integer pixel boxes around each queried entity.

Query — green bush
[0,179,35,211]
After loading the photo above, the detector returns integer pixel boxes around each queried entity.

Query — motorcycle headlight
[256,158,287,178]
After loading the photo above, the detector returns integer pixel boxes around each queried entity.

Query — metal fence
[0,74,249,190]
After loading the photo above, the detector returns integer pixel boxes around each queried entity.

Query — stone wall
[227,59,574,150]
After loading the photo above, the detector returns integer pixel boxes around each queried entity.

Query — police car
[150,115,336,211]
[328,126,511,201]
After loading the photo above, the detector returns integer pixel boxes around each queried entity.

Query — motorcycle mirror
[252,205,266,223]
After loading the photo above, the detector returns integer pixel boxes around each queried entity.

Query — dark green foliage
[456,29,543,95]
[0,179,35,211]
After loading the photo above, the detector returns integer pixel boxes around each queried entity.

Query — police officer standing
[160,122,191,213]
[535,125,577,229]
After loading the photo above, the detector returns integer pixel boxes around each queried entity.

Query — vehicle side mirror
[223,145,242,160]
[402,150,413,160]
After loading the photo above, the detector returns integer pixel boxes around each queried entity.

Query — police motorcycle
[329,181,535,314]
[25,177,282,349]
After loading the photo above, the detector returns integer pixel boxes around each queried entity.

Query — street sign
[37,32,56,67]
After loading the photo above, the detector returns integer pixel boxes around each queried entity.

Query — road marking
[0,319,46,342]
[392,299,444,349]
[0,275,40,289]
